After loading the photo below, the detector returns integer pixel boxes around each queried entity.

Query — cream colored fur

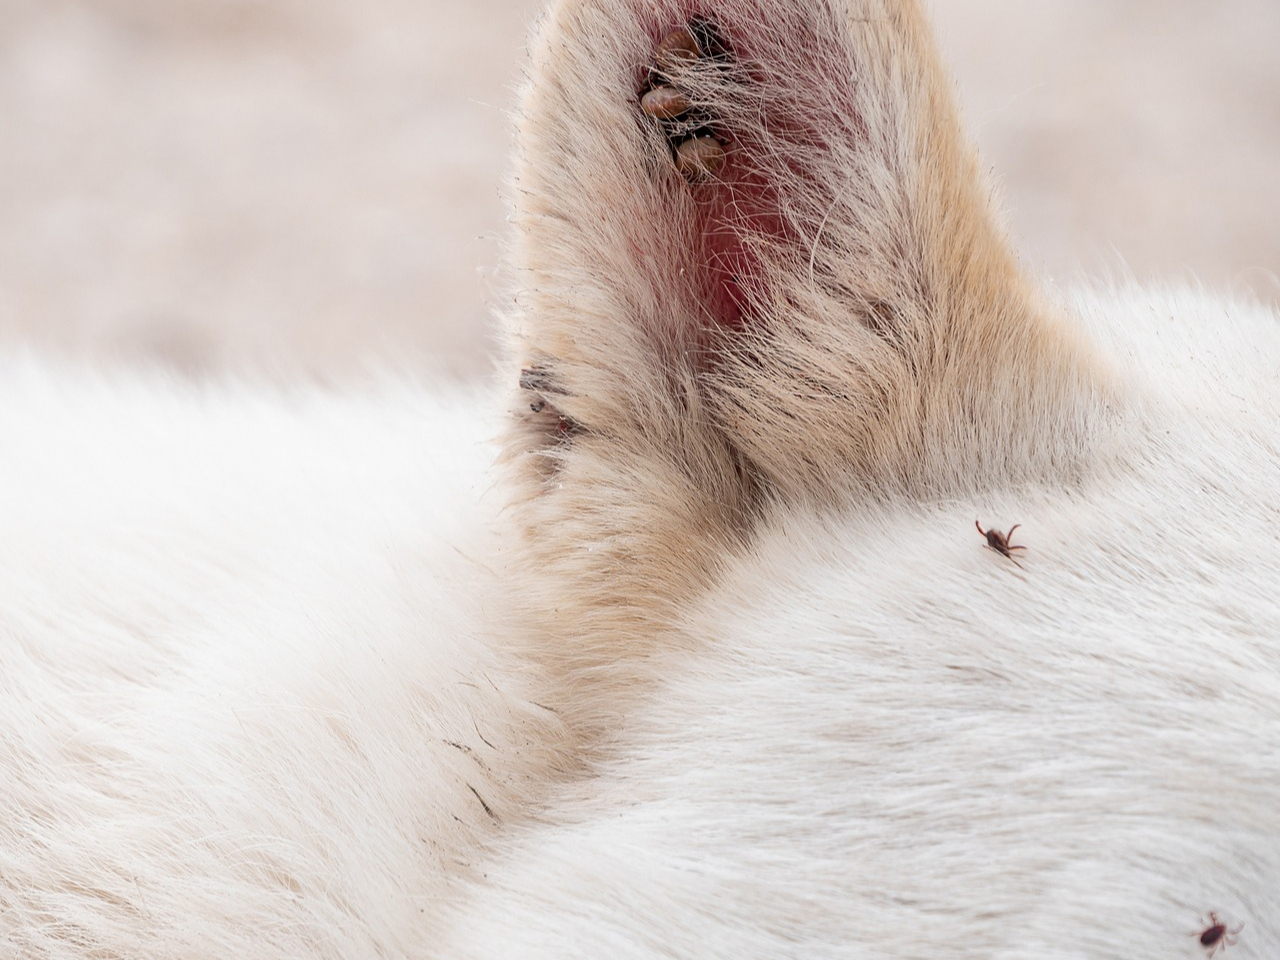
[2,0,1278,957]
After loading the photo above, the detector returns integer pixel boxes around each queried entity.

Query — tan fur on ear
[697,2,1116,501]
[499,0,1118,728]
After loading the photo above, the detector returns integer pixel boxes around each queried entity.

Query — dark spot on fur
[467,784,499,822]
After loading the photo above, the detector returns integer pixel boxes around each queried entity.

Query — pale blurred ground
[0,0,1276,380]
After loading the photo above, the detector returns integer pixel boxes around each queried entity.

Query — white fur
[0,365,529,955]
[3,0,1279,956]
[444,288,1280,958]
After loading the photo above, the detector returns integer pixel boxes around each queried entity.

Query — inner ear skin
[634,18,791,344]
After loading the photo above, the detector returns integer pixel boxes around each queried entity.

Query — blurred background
[0,0,1276,381]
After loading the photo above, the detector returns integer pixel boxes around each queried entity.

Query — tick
[975,520,1026,568]
[1193,913,1243,958]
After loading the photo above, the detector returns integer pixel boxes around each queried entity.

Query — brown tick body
[975,520,1026,568]
[1193,913,1243,957]
[639,22,731,181]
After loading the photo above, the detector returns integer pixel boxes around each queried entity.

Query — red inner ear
[695,154,783,333]
[635,2,876,366]
[638,13,794,347]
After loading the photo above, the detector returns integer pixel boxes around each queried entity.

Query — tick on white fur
[1193,912,1243,957]
[975,520,1026,568]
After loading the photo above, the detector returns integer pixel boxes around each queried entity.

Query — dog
[2,0,1276,957]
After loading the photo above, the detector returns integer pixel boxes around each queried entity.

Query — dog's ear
[499,0,1111,641]
[503,0,1109,509]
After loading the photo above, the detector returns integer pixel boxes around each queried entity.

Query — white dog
[2,0,1276,957]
